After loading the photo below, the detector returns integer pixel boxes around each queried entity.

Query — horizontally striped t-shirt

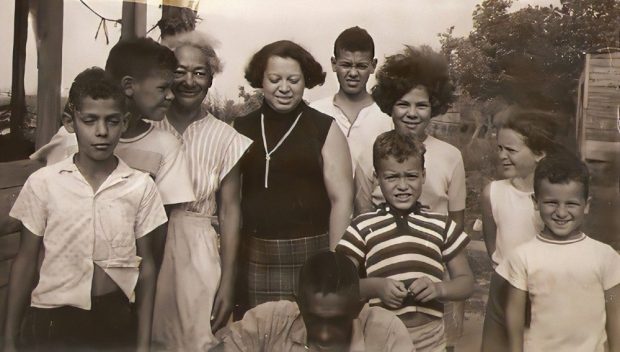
[336,203,470,319]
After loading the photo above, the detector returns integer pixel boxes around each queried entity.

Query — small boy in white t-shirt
[499,151,620,352]
[3,69,167,351]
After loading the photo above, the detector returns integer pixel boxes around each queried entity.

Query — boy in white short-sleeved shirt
[3,69,167,351]
[499,152,620,352]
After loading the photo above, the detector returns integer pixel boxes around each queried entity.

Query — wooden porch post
[120,0,147,41]
[33,0,64,150]
[9,0,29,143]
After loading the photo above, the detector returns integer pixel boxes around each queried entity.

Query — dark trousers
[23,290,136,352]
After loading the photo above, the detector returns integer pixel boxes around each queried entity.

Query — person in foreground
[500,151,620,352]
[337,130,474,352]
[213,251,415,352]
[3,69,167,351]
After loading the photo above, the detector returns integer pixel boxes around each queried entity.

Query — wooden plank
[0,187,24,236]
[586,129,620,142]
[589,58,620,68]
[584,121,619,131]
[0,159,43,189]
[0,232,20,261]
[590,66,620,74]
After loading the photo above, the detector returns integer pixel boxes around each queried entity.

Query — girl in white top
[480,110,559,351]
[151,32,252,351]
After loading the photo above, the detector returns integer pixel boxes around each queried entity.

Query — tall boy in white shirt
[500,151,620,352]
[3,69,167,352]
[311,26,392,175]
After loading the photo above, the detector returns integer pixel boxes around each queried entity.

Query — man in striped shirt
[336,130,474,352]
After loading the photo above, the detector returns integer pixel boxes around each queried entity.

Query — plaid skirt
[245,233,329,309]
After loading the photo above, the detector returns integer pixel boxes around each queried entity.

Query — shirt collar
[378,202,423,217]
[290,309,367,352]
[58,154,135,180]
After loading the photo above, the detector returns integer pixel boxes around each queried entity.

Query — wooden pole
[120,0,147,41]
[33,0,63,150]
[9,0,29,143]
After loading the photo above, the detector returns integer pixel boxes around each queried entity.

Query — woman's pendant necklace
[260,111,302,188]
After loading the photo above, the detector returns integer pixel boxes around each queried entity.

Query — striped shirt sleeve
[336,223,367,268]
[441,218,470,262]
[219,131,252,183]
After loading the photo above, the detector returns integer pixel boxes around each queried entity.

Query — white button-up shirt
[10,156,167,310]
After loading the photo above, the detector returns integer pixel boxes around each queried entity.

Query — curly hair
[373,130,426,172]
[372,45,454,117]
[67,67,125,114]
[244,40,326,89]
[334,26,375,58]
[105,37,178,83]
[502,109,561,156]
[162,30,223,77]
[534,150,589,199]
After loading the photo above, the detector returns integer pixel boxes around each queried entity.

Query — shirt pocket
[109,237,136,259]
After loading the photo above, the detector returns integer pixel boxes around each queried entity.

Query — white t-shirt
[355,134,466,215]
[30,124,195,206]
[10,156,168,309]
[497,234,620,352]
[310,96,393,175]
[489,179,543,267]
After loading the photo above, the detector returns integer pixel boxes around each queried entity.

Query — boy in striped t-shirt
[336,130,474,351]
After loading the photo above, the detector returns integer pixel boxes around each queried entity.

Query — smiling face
[391,86,432,140]
[172,45,212,111]
[128,69,175,121]
[262,56,306,113]
[301,292,356,352]
[377,155,425,213]
[497,128,545,179]
[535,179,590,241]
[65,97,128,163]
[331,50,376,97]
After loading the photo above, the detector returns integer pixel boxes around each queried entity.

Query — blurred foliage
[440,0,620,113]
[206,86,263,124]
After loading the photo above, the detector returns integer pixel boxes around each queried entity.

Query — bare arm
[448,210,465,241]
[151,205,173,273]
[606,283,620,352]
[505,284,527,352]
[481,182,497,264]
[135,233,156,352]
[3,228,42,351]
[212,164,242,332]
[322,122,354,250]
[353,166,375,216]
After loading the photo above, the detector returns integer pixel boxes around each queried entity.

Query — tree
[441,0,619,115]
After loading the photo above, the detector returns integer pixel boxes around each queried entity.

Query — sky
[0,0,559,102]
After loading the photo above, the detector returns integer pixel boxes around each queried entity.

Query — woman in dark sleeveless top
[234,40,353,316]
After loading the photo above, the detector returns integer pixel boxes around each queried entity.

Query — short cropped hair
[298,251,359,303]
[334,26,375,58]
[162,30,223,77]
[105,37,178,83]
[373,130,426,172]
[245,40,326,89]
[534,150,590,199]
[372,45,454,117]
[67,67,126,114]
[502,109,560,156]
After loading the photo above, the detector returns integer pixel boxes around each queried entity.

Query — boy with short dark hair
[311,26,392,175]
[336,130,474,351]
[3,69,167,351]
[501,151,620,352]
[31,38,195,267]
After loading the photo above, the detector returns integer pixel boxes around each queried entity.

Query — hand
[378,279,408,308]
[408,276,444,303]
[211,284,234,332]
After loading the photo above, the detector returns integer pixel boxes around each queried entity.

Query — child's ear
[370,58,378,73]
[121,76,135,97]
[584,196,592,215]
[534,151,546,163]
[531,194,539,211]
[330,57,337,72]
[120,112,130,133]
[62,112,75,133]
